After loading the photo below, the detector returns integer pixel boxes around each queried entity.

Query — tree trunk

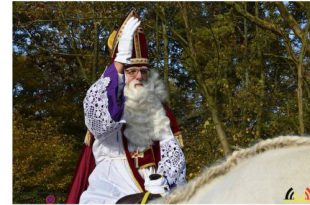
[296,12,309,135]
[92,21,99,82]
[210,100,231,155]
[241,3,249,132]
[155,6,160,69]
[161,7,170,104]
[297,61,304,135]
[296,35,308,135]
[180,2,231,156]
[230,2,309,135]
[57,3,88,83]
[243,3,249,88]
[255,2,265,139]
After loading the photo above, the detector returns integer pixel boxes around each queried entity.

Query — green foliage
[13,110,81,203]
[13,1,310,203]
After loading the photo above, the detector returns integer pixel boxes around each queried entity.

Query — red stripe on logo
[305,187,310,200]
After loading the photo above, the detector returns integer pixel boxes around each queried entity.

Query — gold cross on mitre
[131,150,144,168]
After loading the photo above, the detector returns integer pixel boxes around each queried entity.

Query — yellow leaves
[13,112,80,203]
[232,134,238,142]
[203,120,210,128]
[218,147,224,153]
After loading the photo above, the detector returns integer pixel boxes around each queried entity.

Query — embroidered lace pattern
[83,76,122,139]
[157,138,186,186]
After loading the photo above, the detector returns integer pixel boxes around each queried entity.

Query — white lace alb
[83,76,122,140]
[157,138,187,186]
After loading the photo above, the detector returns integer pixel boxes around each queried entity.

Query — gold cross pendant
[131,150,144,168]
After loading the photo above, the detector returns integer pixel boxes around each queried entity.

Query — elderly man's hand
[115,17,140,65]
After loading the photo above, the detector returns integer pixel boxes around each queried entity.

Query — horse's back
[189,144,310,203]
[159,136,310,204]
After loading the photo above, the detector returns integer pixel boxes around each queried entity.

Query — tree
[229,2,310,135]
[13,2,310,202]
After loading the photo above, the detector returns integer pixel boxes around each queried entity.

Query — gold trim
[122,139,144,192]
[83,130,91,146]
[111,10,139,58]
[107,30,117,53]
[174,132,184,148]
[130,147,151,156]
[134,31,141,58]
[130,58,149,64]
[126,161,144,192]
[150,147,156,166]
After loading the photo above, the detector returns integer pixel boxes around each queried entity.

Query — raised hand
[114,17,141,65]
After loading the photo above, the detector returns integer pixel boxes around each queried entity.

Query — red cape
[65,105,181,204]
[65,136,96,204]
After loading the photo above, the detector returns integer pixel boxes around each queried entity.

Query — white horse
[156,136,310,203]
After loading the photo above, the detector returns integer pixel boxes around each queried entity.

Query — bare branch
[228,2,284,37]
[57,3,89,82]
[275,2,303,40]
[152,7,188,48]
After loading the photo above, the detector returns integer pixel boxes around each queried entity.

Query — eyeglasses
[125,67,150,77]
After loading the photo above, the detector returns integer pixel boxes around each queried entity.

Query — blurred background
[13,2,310,203]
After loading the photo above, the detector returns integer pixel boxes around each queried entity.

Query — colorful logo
[283,187,310,203]
[45,194,56,204]
[305,187,310,200]
[285,187,295,200]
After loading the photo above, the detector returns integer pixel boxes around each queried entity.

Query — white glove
[144,173,169,195]
[115,17,141,64]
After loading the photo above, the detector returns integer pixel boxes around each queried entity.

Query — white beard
[123,70,171,151]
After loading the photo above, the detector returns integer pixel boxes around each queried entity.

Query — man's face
[124,66,149,87]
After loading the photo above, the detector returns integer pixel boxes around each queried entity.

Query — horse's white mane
[160,135,310,203]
